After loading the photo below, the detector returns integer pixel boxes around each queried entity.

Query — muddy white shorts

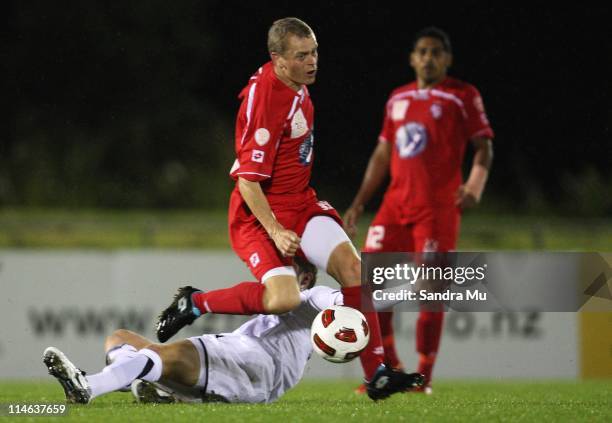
[186,333,277,403]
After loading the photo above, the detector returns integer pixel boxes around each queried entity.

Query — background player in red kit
[156,17,422,400]
[344,27,494,393]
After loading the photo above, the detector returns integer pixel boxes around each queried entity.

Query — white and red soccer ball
[311,305,370,363]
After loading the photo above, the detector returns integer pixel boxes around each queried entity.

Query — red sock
[342,286,384,380]
[416,310,444,384]
[378,311,402,369]
[192,282,266,315]
[417,353,436,387]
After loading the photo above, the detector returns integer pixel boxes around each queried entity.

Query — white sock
[104,344,138,370]
[87,348,163,399]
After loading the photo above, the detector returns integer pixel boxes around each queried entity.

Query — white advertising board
[0,251,577,380]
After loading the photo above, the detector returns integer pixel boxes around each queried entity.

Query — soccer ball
[311,305,370,363]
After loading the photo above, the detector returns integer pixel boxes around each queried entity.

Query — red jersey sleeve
[377,101,394,143]
[234,83,293,182]
[463,85,494,140]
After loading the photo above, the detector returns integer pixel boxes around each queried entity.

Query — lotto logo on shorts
[251,150,265,163]
[249,252,260,268]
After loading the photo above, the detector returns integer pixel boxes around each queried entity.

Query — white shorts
[183,334,277,403]
[301,215,352,271]
[261,215,352,283]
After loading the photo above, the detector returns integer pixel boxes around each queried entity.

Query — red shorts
[228,187,343,281]
[363,202,460,253]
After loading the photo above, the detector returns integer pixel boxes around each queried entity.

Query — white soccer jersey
[235,286,343,398]
[185,286,343,403]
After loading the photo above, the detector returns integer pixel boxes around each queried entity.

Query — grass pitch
[0,380,610,422]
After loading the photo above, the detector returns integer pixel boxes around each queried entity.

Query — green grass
[0,208,610,250]
[0,380,611,422]
[0,209,230,249]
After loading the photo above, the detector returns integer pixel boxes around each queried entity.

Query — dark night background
[4,1,612,216]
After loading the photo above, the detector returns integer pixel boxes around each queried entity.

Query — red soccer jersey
[378,77,494,217]
[230,62,315,207]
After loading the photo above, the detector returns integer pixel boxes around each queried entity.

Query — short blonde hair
[267,17,314,55]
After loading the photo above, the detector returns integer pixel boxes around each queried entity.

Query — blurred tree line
[4,2,611,216]
[5,1,234,208]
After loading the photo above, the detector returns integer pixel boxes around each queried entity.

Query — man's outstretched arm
[343,142,391,237]
[455,137,493,208]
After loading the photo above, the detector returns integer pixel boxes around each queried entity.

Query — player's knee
[345,258,361,284]
[262,275,301,313]
[334,256,361,287]
[141,343,176,378]
[146,342,198,385]
[327,243,361,286]
[265,290,301,314]
[105,329,133,350]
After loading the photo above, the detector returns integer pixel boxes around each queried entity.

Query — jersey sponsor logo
[251,149,265,163]
[391,100,410,121]
[291,108,309,138]
[395,122,428,158]
[299,132,314,166]
[366,225,385,250]
[430,103,443,120]
[249,252,260,268]
[254,128,270,146]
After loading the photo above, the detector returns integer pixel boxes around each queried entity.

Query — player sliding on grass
[153,17,416,400]
[43,259,424,404]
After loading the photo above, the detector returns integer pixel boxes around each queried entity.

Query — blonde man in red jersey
[156,18,421,401]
